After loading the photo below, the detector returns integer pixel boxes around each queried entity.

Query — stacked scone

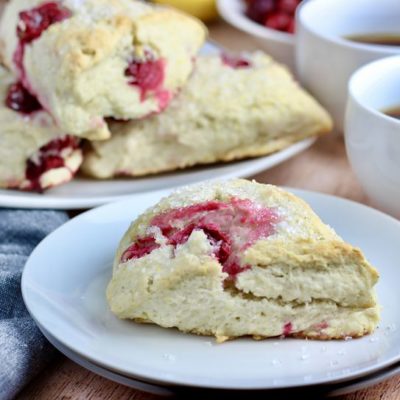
[0,0,206,190]
[0,0,331,192]
[82,53,332,178]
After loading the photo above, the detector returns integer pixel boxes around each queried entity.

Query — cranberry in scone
[0,0,206,140]
[0,66,82,192]
[121,198,279,278]
[82,52,332,180]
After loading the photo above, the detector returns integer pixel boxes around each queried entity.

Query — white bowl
[296,0,400,133]
[345,55,400,218]
[217,0,295,70]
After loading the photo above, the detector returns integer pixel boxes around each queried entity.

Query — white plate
[38,321,400,397]
[22,187,400,389]
[37,322,176,396]
[0,138,314,210]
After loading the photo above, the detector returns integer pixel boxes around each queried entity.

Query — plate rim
[0,138,315,210]
[21,187,400,389]
[37,321,400,397]
[37,322,176,396]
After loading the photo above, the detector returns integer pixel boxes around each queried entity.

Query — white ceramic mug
[296,0,400,133]
[345,55,400,218]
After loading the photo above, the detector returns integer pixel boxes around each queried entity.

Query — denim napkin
[0,209,68,400]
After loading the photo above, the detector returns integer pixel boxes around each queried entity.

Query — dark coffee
[345,33,400,47]
[383,106,400,120]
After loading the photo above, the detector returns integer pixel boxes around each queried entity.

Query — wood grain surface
[15,20,399,400]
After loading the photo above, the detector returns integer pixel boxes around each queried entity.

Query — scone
[82,52,332,179]
[0,0,206,140]
[0,66,82,191]
[107,180,380,341]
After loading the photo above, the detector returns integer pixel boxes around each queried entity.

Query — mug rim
[297,0,400,55]
[348,55,400,126]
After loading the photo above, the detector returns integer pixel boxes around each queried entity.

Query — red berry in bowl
[264,12,291,32]
[244,0,301,34]
[277,0,299,14]
[246,0,275,23]
[287,18,296,34]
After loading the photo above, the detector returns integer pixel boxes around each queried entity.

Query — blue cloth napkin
[0,209,68,400]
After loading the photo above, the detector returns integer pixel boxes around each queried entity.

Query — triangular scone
[82,52,332,178]
[0,66,82,191]
[107,180,379,341]
[0,0,206,140]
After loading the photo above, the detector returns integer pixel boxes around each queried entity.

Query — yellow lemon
[153,0,218,22]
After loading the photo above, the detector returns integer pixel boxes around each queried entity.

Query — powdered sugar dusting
[131,180,340,251]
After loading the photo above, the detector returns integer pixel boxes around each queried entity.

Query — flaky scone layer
[107,180,379,341]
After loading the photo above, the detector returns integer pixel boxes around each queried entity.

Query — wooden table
[18,21,399,400]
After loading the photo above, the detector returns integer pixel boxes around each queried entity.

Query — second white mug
[296,0,400,133]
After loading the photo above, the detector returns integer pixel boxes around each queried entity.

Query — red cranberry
[287,18,296,34]
[151,201,226,237]
[122,199,279,278]
[125,58,165,101]
[17,2,71,43]
[221,54,252,69]
[315,321,329,330]
[224,262,251,277]
[13,2,71,108]
[121,237,160,262]
[264,12,292,31]
[25,160,43,183]
[41,135,79,153]
[42,135,79,152]
[201,225,232,265]
[168,223,232,265]
[246,0,276,23]
[276,0,299,14]
[5,82,42,114]
[167,224,196,247]
[26,155,64,182]
[283,322,293,336]
[25,135,80,192]
[244,0,301,33]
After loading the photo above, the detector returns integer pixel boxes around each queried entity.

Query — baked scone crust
[107,180,379,341]
[82,53,333,178]
[0,66,82,191]
[0,0,207,140]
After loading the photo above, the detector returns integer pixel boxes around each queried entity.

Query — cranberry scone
[107,180,380,341]
[82,53,332,179]
[0,66,82,191]
[0,0,206,140]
